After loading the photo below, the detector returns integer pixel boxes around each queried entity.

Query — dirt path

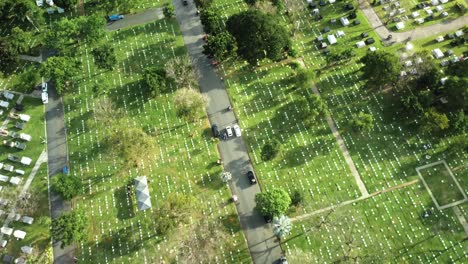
[311,85,369,197]
[292,179,420,222]
[359,0,468,43]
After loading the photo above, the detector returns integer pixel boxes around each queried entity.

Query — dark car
[322,27,330,33]
[211,124,219,137]
[361,32,369,38]
[183,0,188,6]
[308,2,316,8]
[247,171,257,184]
[365,37,375,45]
[345,4,354,10]
[348,11,357,19]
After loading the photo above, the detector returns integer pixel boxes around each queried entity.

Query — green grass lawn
[372,0,467,32]
[63,18,250,263]
[418,162,465,206]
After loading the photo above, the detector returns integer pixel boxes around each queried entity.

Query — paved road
[106,8,164,31]
[359,0,468,43]
[172,1,282,263]
[45,86,74,264]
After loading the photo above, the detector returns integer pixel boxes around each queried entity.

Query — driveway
[172,1,282,263]
[45,85,74,264]
[106,8,164,31]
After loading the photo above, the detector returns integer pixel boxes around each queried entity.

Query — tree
[194,0,213,9]
[77,15,105,44]
[273,215,292,238]
[51,173,83,200]
[442,77,467,112]
[93,96,121,126]
[54,0,76,9]
[295,94,326,123]
[8,27,32,54]
[200,7,222,35]
[40,56,80,94]
[421,108,449,133]
[173,88,207,121]
[290,189,303,206]
[203,32,237,62]
[0,27,32,73]
[350,112,374,132]
[255,188,291,218]
[45,17,79,53]
[292,69,313,90]
[243,0,258,5]
[143,67,168,97]
[154,193,198,235]
[453,110,467,133]
[91,0,137,15]
[261,138,282,161]
[165,55,198,89]
[92,43,117,70]
[51,209,87,248]
[359,51,401,88]
[227,10,290,65]
[12,65,40,93]
[163,4,175,18]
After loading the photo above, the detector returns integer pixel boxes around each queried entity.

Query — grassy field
[62,18,250,263]
[372,0,467,32]
[209,0,467,262]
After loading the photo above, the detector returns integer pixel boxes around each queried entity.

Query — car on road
[108,14,124,21]
[233,124,241,137]
[226,126,233,137]
[183,0,188,6]
[247,170,256,184]
[279,256,288,264]
[41,81,47,92]
[211,124,219,137]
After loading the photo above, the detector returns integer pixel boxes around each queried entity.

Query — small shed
[336,30,345,37]
[426,9,433,15]
[0,227,13,236]
[455,30,464,37]
[340,17,350,26]
[21,246,33,254]
[432,48,444,59]
[369,46,377,52]
[431,0,439,5]
[435,5,444,12]
[22,216,34,225]
[10,177,21,185]
[18,114,30,122]
[20,157,32,166]
[436,35,444,42]
[440,0,448,3]
[0,175,8,183]
[411,11,419,18]
[19,133,31,141]
[396,22,405,30]
[0,101,9,108]
[356,41,366,48]
[415,18,425,24]
[327,34,337,44]
[135,176,152,211]
[3,92,14,100]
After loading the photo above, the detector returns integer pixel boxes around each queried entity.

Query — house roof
[135,176,152,211]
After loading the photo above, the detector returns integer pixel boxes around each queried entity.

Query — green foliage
[9,27,32,54]
[295,94,327,123]
[351,112,374,132]
[255,188,291,217]
[243,0,257,5]
[326,48,355,65]
[421,108,449,133]
[452,110,467,133]
[92,43,117,70]
[200,7,222,34]
[194,0,214,9]
[227,10,290,65]
[360,51,401,87]
[203,32,237,62]
[143,67,168,97]
[173,88,206,121]
[154,193,198,235]
[442,77,467,112]
[290,190,303,206]
[91,0,137,14]
[163,4,175,18]
[446,59,467,76]
[261,138,282,161]
[51,173,83,200]
[165,55,198,89]
[54,0,77,9]
[51,209,87,248]
[77,15,106,44]
[40,56,80,94]
[0,27,32,73]
[293,69,314,90]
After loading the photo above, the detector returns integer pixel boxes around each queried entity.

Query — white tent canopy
[327,34,337,44]
[135,176,152,211]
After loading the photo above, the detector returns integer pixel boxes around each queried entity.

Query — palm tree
[273,215,292,239]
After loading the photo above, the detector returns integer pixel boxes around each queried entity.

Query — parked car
[233,124,241,137]
[365,38,375,45]
[211,124,219,137]
[361,32,369,38]
[247,171,257,184]
[226,126,233,137]
[41,81,47,92]
[108,14,124,21]
[183,0,188,6]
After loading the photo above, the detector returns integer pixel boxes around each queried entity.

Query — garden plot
[64,19,249,263]
[285,185,467,263]
[417,161,467,209]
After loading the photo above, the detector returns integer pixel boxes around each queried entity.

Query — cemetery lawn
[211,0,467,262]
[65,19,250,263]
[372,0,467,32]
[5,164,52,261]
[418,162,465,206]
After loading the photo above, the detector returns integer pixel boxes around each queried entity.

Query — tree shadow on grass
[221,213,241,233]
[195,172,224,191]
[113,185,135,220]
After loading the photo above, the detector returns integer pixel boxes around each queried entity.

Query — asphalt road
[45,86,74,264]
[106,8,164,31]
[172,1,282,263]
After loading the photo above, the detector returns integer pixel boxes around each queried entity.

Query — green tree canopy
[292,69,314,90]
[77,15,105,44]
[261,138,282,161]
[51,173,83,200]
[421,108,449,133]
[203,32,237,62]
[40,56,80,94]
[54,0,77,9]
[200,7,222,35]
[51,210,87,248]
[173,88,206,121]
[452,110,467,134]
[163,3,175,18]
[359,50,401,88]
[227,10,290,65]
[255,188,291,217]
[92,43,117,70]
[351,112,374,132]
[143,67,168,97]
[194,0,213,9]
[154,193,199,235]
[442,77,467,112]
